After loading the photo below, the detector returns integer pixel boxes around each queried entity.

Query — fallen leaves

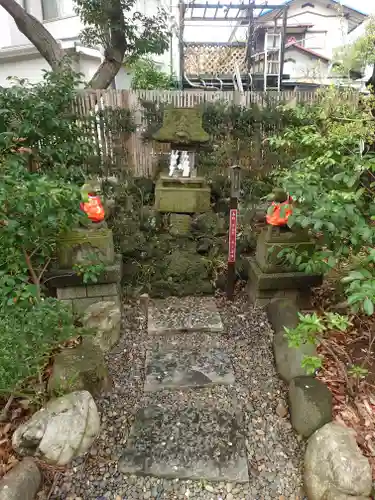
[316,313,375,479]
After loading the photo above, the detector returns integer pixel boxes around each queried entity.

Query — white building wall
[285,0,349,59]
[284,48,329,82]
[0,0,176,88]
[0,55,50,86]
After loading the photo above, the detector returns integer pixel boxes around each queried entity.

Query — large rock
[289,376,332,437]
[304,422,372,500]
[12,391,100,466]
[268,298,318,382]
[83,301,121,352]
[48,337,111,396]
[273,329,317,383]
[0,458,41,500]
[322,488,370,500]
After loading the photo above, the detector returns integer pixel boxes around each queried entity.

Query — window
[302,2,315,7]
[42,0,75,21]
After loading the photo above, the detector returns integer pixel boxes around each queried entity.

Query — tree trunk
[88,59,121,90]
[0,0,65,70]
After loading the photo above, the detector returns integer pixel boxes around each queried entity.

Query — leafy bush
[269,88,375,314]
[0,157,83,300]
[0,299,77,394]
[0,66,94,180]
[130,58,176,90]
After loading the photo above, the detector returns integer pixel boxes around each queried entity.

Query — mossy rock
[164,249,209,282]
[48,337,111,396]
[57,227,115,268]
[192,212,227,237]
[153,108,209,145]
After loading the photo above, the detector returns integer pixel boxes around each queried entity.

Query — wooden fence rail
[74,89,320,178]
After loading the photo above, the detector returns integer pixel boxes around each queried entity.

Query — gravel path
[40,292,305,500]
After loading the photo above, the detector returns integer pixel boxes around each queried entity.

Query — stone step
[148,296,223,336]
[144,334,235,392]
[118,399,249,483]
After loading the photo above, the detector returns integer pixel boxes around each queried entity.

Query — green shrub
[0,299,77,394]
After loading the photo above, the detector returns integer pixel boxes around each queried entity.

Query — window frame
[41,0,75,22]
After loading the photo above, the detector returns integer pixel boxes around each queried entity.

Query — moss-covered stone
[57,227,115,268]
[153,108,209,146]
[48,337,111,396]
[192,212,226,237]
[154,177,211,214]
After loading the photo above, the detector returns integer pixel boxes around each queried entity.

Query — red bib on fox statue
[266,196,293,227]
[80,194,105,223]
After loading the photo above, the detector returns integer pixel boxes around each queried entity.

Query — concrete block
[45,255,123,289]
[57,286,87,300]
[247,257,322,291]
[86,283,118,298]
[155,177,211,213]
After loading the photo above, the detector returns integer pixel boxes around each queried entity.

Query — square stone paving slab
[144,335,235,392]
[118,404,249,482]
[148,296,223,335]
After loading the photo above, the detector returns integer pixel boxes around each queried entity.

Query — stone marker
[304,422,372,500]
[148,296,223,335]
[12,391,100,466]
[289,376,332,437]
[82,301,122,352]
[118,404,248,482]
[145,335,234,392]
[48,337,111,396]
[0,458,41,500]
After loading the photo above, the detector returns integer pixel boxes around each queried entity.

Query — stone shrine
[153,107,211,234]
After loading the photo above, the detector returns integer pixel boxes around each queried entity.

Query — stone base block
[45,254,123,289]
[60,293,121,315]
[169,213,191,235]
[256,226,315,273]
[247,257,322,307]
[155,176,211,213]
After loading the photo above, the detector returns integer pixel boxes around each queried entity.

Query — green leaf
[363,298,374,316]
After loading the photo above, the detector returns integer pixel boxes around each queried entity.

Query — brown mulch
[312,284,375,479]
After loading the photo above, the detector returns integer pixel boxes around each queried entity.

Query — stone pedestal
[57,227,115,268]
[47,254,123,315]
[248,226,322,307]
[155,177,211,214]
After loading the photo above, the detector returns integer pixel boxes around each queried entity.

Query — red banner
[228,209,237,263]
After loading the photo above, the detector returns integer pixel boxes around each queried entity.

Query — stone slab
[144,337,234,392]
[148,296,223,335]
[247,257,323,291]
[118,404,248,482]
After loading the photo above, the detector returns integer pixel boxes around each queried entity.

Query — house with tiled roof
[181,0,368,91]
[250,0,368,89]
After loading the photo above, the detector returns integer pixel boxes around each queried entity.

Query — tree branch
[87,1,126,89]
[0,0,65,70]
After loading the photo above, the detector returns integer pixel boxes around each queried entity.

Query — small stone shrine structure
[46,181,122,314]
[247,188,322,306]
[153,107,211,234]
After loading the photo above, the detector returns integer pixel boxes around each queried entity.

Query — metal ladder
[264,32,282,91]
